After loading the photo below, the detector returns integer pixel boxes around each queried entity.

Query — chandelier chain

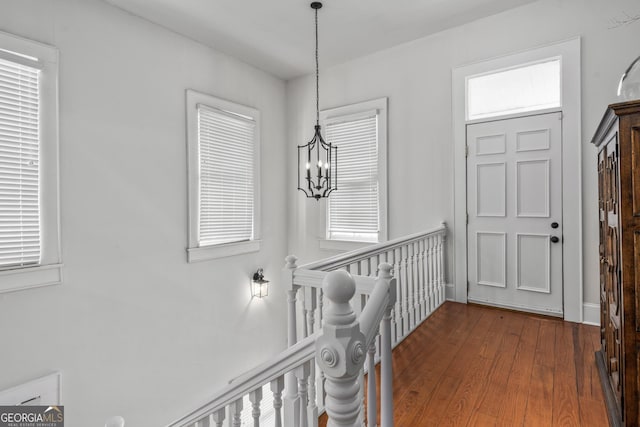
[315,7,319,126]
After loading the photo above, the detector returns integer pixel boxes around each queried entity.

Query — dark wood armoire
[592,99,640,427]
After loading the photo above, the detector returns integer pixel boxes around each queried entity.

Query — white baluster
[401,246,410,337]
[385,250,396,346]
[424,237,431,315]
[418,239,426,321]
[230,398,243,427]
[319,288,324,327]
[358,295,367,426]
[284,255,300,427]
[307,289,319,427]
[250,387,263,427]
[405,244,413,331]
[367,340,378,427]
[271,376,285,427]
[316,270,366,427]
[423,238,429,314]
[212,408,225,427]
[296,361,311,427]
[318,288,327,411]
[380,269,396,427]
[302,290,309,340]
[436,233,443,305]
[411,242,419,329]
[392,248,401,344]
[428,236,436,311]
[439,226,447,302]
[307,287,317,338]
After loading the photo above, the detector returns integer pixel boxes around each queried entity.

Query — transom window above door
[466,58,561,121]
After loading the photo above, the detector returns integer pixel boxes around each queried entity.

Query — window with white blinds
[197,105,255,246]
[322,98,388,245]
[326,113,379,242]
[0,32,61,293]
[186,90,261,261]
[0,56,41,268]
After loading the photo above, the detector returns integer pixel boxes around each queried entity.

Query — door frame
[451,38,583,322]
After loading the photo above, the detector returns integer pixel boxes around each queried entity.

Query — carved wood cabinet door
[593,100,640,427]
[599,136,622,411]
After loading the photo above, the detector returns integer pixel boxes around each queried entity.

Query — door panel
[467,112,563,315]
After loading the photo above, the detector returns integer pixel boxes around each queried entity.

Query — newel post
[316,270,366,427]
[283,255,300,427]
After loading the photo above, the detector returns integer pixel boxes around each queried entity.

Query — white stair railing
[167,333,318,427]
[283,223,447,426]
[287,223,447,351]
[168,224,447,427]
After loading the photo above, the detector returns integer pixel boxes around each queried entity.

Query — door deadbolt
[551,222,559,229]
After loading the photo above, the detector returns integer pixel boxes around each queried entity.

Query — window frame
[0,31,62,294]
[319,97,388,250]
[186,89,261,262]
[465,57,562,121]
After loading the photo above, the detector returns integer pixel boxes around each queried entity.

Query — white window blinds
[326,112,379,242]
[197,104,255,246]
[0,56,41,268]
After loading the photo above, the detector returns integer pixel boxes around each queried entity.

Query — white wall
[287,0,640,310]
[0,0,288,425]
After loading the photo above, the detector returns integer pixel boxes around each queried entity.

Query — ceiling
[103,0,539,80]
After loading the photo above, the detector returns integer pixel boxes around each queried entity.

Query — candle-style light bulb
[306,162,310,170]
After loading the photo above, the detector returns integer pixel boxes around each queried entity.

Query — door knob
[550,236,560,243]
[551,222,559,229]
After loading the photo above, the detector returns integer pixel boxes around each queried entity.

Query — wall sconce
[252,268,269,298]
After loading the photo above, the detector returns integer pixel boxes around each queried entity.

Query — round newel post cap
[285,255,298,268]
[378,263,392,279]
[323,270,355,304]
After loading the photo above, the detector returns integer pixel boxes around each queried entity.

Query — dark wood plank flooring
[320,301,608,426]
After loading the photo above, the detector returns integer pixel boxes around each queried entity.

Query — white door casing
[451,38,582,322]
[467,112,563,315]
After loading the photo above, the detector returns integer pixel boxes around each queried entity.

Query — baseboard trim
[467,297,563,318]
[445,283,455,301]
[595,350,622,427]
[583,302,600,326]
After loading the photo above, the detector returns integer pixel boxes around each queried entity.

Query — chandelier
[297,1,337,200]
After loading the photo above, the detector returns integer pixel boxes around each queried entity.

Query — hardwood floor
[319,302,608,427]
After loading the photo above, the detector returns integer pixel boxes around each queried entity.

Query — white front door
[466,112,563,316]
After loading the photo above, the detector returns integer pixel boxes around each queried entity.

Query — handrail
[300,223,446,271]
[292,267,378,294]
[167,332,318,427]
[359,265,396,345]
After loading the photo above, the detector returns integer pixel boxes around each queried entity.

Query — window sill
[319,239,376,252]
[0,263,63,294]
[187,240,261,262]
